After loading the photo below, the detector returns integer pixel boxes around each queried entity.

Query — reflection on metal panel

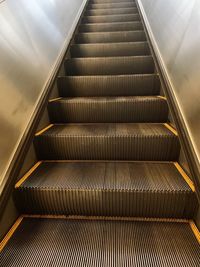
[140,0,200,163]
[0,0,84,191]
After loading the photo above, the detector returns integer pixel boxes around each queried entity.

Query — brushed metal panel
[0,0,84,193]
[140,0,200,164]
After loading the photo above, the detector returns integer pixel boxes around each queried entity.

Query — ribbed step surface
[34,124,180,160]
[75,31,146,44]
[3,1,199,266]
[15,162,197,218]
[85,7,138,16]
[48,97,168,123]
[70,42,150,57]
[91,0,135,3]
[79,21,143,32]
[58,74,160,97]
[1,218,200,266]
[82,14,140,23]
[65,56,154,76]
[88,2,136,9]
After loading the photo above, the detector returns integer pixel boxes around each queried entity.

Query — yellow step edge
[35,124,53,136]
[189,220,200,244]
[157,95,167,100]
[49,97,62,103]
[15,161,42,188]
[0,216,23,252]
[164,123,178,136]
[23,214,67,219]
[174,162,195,192]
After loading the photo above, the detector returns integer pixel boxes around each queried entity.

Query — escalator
[1,0,200,265]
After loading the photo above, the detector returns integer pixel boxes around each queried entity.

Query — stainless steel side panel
[140,0,200,163]
[0,0,85,192]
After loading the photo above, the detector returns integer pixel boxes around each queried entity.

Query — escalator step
[91,0,136,3]
[48,96,168,123]
[70,42,150,57]
[65,56,155,75]
[85,7,138,16]
[2,0,199,264]
[34,123,180,161]
[79,21,143,32]
[1,218,200,266]
[88,2,136,9]
[82,14,140,23]
[58,74,160,97]
[75,31,146,44]
[15,161,197,218]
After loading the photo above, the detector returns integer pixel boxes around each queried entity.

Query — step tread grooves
[18,162,192,192]
[34,123,180,161]
[3,0,199,263]
[85,7,138,16]
[75,31,146,43]
[88,2,137,9]
[58,74,160,97]
[65,56,155,75]
[79,21,143,32]
[15,162,197,217]
[48,96,168,123]
[82,13,140,23]
[7,0,197,229]
[70,42,150,57]
[1,219,200,266]
[35,123,176,137]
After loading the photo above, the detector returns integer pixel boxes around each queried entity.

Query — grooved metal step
[65,56,155,76]
[75,31,146,44]
[34,123,180,161]
[48,96,168,123]
[70,42,150,57]
[15,162,197,218]
[91,0,135,3]
[2,0,199,264]
[82,14,140,23]
[78,21,143,32]
[85,7,138,16]
[88,2,136,9]
[1,218,200,266]
[58,74,160,97]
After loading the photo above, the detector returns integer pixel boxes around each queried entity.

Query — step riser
[85,7,138,16]
[58,75,160,97]
[82,14,140,23]
[79,22,143,32]
[65,57,155,76]
[70,43,150,57]
[48,99,168,123]
[88,3,136,9]
[75,31,146,44]
[34,135,180,161]
[15,189,196,218]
